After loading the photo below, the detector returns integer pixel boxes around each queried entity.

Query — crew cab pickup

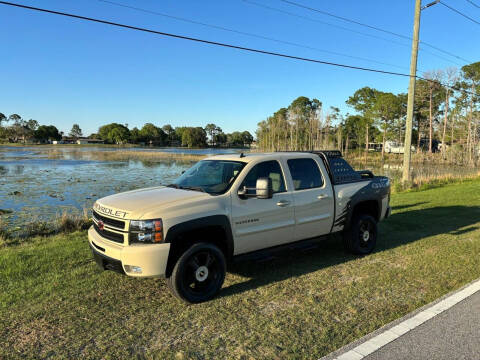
[88,151,390,303]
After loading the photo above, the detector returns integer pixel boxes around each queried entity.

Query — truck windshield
[172,160,246,194]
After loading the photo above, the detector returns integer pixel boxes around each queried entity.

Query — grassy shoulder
[2,180,480,359]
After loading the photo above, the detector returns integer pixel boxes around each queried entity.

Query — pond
[0,145,243,231]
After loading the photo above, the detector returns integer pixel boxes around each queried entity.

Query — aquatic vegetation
[46,149,206,162]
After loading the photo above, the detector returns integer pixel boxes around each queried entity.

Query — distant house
[56,136,76,144]
[53,137,104,145]
[76,138,104,145]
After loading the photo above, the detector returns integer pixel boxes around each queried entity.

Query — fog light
[124,265,142,274]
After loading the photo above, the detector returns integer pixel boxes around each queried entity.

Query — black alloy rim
[181,250,220,295]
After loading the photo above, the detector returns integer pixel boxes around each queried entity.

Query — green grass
[2,180,480,359]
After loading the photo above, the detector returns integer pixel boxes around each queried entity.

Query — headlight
[129,219,163,244]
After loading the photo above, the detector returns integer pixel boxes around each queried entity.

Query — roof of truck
[204,152,317,163]
[204,150,371,184]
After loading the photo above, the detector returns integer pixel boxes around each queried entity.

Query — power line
[466,0,480,10]
[277,0,472,64]
[97,0,412,71]
[242,0,464,67]
[280,0,410,40]
[0,1,474,96]
[242,0,412,49]
[440,1,480,25]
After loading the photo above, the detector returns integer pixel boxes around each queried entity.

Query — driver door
[231,160,295,255]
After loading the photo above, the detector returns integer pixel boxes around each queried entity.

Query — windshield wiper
[178,185,206,193]
[166,183,206,193]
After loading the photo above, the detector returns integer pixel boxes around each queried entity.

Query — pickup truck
[88,151,391,303]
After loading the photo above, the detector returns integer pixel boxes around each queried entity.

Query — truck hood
[94,186,210,219]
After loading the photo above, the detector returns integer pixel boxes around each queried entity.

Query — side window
[240,160,286,195]
[287,158,324,190]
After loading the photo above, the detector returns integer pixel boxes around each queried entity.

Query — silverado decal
[235,218,260,225]
[94,203,128,218]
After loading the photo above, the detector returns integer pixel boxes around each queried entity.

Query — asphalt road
[365,291,480,360]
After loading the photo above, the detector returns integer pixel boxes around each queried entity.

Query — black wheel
[167,242,226,304]
[344,214,377,255]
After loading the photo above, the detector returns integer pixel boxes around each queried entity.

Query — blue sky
[1,0,479,136]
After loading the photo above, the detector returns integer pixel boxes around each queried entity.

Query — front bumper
[88,226,170,278]
[90,242,125,274]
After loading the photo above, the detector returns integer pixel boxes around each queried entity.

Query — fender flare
[164,215,234,276]
[344,198,383,231]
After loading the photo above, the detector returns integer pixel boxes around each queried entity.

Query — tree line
[0,114,62,143]
[256,61,480,163]
[95,123,253,148]
[0,115,254,148]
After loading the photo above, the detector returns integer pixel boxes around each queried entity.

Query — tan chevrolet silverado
[88,151,390,303]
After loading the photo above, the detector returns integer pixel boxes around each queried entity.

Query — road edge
[320,277,480,360]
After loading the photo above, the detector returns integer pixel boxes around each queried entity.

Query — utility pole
[402,0,422,182]
[403,0,439,182]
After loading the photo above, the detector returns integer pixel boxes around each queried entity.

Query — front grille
[92,210,125,230]
[93,223,124,244]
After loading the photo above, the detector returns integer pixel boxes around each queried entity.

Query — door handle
[317,194,329,200]
[276,200,290,207]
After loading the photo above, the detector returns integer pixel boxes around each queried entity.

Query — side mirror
[256,177,273,199]
[237,177,273,199]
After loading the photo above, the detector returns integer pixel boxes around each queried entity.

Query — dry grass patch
[46,149,206,162]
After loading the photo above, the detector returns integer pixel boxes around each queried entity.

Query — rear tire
[167,242,226,304]
[344,214,377,255]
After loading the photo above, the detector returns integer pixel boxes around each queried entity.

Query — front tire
[344,214,377,255]
[167,242,226,304]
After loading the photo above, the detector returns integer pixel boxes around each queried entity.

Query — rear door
[286,157,334,240]
[231,160,295,255]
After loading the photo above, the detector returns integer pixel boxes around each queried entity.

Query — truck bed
[309,151,391,233]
